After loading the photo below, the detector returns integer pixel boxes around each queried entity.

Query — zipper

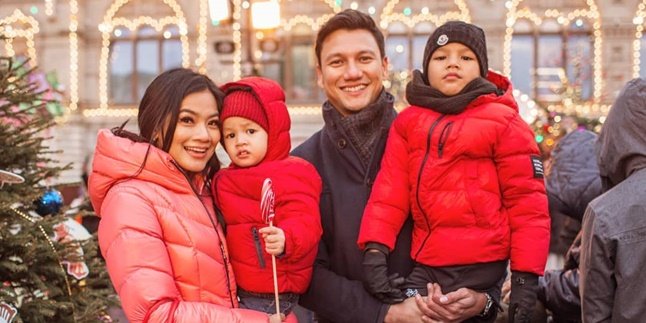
[251,227,266,268]
[173,161,236,308]
[437,121,453,159]
[414,115,445,260]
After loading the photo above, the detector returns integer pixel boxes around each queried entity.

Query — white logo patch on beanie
[437,34,449,46]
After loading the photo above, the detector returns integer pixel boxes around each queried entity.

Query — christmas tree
[0,48,116,321]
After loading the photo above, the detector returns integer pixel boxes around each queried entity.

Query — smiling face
[222,116,268,168]
[426,42,481,96]
[316,29,389,116]
[167,90,221,176]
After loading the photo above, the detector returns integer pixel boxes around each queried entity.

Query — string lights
[90,0,189,117]
[45,0,55,16]
[632,2,646,78]
[287,105,322,116]
[0,9,39,66]
[503,0,602,103]
[197,0,209,73]
[281,0,340,31]
[379,0,471,29]
[282,14,337,31]
[69,0,79,112]
[232,0,243,80]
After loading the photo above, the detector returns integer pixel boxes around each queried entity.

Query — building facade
[1,0,643,183]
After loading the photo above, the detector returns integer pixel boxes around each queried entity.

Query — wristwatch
[478,292,494,318]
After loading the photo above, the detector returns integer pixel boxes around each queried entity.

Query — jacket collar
[89,129,197,214]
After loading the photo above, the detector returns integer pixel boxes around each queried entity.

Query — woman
[89,68,288,322]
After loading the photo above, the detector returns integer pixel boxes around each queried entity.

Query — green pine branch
[1,43,117,322]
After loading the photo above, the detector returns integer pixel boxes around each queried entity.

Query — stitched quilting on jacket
[358,71,550,276]
[213,77,322,294]
[89,129,271,323]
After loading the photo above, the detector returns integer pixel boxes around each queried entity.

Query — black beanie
[422,21,488,80]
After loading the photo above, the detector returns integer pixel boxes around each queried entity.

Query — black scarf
[323,91,396,167]
[405,70,499,114]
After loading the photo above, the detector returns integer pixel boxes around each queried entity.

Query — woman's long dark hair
[136,68,224,179]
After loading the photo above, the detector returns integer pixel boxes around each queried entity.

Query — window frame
[108,24,182,105]
[510,18,593,102]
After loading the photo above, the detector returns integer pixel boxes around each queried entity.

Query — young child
[357,21,550,321]
[213,76,322,317]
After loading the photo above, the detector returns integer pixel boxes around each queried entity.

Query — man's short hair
[315,9,385,65]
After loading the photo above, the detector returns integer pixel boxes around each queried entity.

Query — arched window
[386,23,410,72]
[385,21,432,73]
[281,24,320,102]
[506,3,598,104]
[0,9,39,67]
[97,0,189,111]
[379,1,470,105]
[109,25,182,104]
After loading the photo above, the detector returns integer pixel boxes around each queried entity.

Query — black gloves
[362,242,405,304]
[509,271,539,323]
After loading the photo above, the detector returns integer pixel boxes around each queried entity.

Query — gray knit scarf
[323,90,396,167]
[406,70,499,114]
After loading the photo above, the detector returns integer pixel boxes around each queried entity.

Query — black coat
[540,129,602,323]
[293,99,414,323]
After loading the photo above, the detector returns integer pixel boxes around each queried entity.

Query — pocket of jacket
[465,161,500,228]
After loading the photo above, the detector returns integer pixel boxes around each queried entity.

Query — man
[580,78,646,323]
[293,9,494,323]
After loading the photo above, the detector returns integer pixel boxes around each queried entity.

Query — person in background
[501,129,601,323]
[357,20,550,323]
[293,9,492,323]
[89,68,289,322]
[213,76,322,318]
[580,78,646,323]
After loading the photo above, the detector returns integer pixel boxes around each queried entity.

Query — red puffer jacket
[358,71,549,275]
[90,129,273,322]
[214,77,322,294]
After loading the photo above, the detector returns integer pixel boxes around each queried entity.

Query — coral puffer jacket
[89,129,272,323]
[214,77,322,294]
[358,71,550,275]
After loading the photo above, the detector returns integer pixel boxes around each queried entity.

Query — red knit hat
[221,90,269,131]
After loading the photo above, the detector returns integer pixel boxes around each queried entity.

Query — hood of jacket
[89,129,193,214]
[546,130,602,221]
[221,77,291,166]
[596,78,646,190]
[472,70,518,112]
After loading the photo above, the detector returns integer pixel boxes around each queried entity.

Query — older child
[213,77,322,317]
[357,21,550,322]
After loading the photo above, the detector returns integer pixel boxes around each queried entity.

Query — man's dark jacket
[292,94,414,323]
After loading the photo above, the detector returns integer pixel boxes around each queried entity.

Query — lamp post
[209,0,280,77]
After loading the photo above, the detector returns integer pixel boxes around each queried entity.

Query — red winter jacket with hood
[213,77,322,294]
[358,71,550,276]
